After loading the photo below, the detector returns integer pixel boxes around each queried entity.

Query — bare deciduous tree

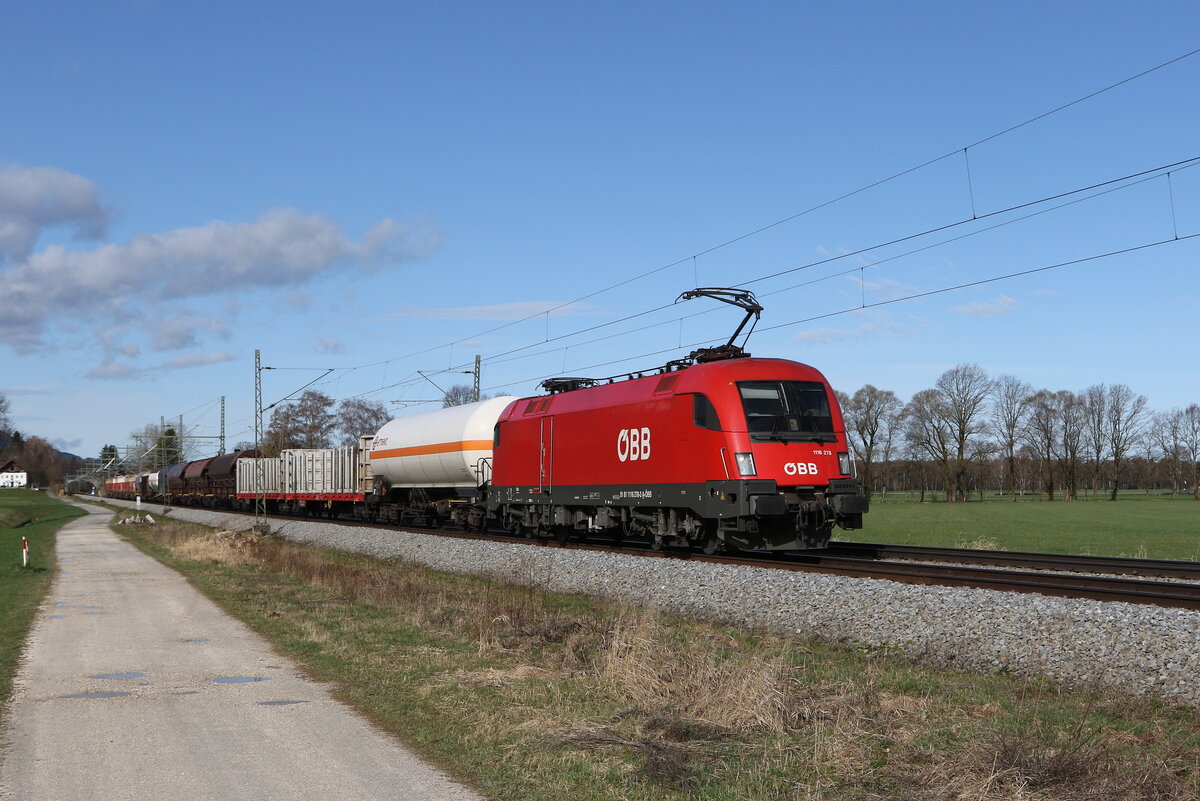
[263,390,336,455]
[935,363,992,502]
[1106,384,1148,500]
[128,423,183,470]
[1184,404,1200,500]
[15,436,78,488]
[840,385,903,500]
[990,375,1032,501]
[1151,409,1188,497]
[335,398,392,445]
[1059,391,1085,501]
[442,385,491,407]
[0,392,11,436]
[1023,390,1061,501]
[903,389,955,501]
[1081,384,1108,499]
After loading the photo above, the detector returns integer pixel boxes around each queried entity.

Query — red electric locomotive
[488,289,868,552]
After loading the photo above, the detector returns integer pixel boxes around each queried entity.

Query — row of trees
[0,392,83,488]
[260,385,485,456]
[838,364,1200,502]
[103,383,485,469]
[261,393,393,455]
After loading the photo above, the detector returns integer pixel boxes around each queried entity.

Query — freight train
[102,290,868,551]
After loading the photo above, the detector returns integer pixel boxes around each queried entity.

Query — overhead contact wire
[333,47,1200,376]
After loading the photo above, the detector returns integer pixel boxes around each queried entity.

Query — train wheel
[700,525,721,556]
[552,525,570,544]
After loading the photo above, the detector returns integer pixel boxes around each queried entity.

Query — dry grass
[954,536,1001,550]
[596,611,796,733]
[121,517,1200,801]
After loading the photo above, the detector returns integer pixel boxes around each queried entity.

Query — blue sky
[2,1,1198,459]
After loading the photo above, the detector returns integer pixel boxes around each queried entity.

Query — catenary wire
[383,156,1200,379]
[325,46,1200,376]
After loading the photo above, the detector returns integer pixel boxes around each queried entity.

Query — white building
[0,459,28,489]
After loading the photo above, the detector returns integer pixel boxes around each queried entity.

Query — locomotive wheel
[700,525,721,556]
[552,525,570,544]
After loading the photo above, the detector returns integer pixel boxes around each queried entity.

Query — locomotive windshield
[738,380,835,442]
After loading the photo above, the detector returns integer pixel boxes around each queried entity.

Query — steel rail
[751,552,1200,610]
[824,542,1200,580]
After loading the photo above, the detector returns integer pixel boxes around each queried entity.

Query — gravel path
[104,499,1200,705]
[1,501,484,801]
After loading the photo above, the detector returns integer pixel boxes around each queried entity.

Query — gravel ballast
[103,500,1200,705]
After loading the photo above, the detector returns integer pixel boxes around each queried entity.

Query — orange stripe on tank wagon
[369,440,493,460]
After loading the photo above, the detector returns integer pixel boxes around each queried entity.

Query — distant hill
[1,435,81,462]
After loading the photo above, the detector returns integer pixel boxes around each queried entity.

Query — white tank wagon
[368,396,518,500]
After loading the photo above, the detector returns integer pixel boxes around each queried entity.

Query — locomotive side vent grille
[654,374,681,394]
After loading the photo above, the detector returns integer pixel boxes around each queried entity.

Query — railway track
[825,541,1200,579]
[105,498,1200,611]
[371,524,1200,612]
[752,549,1200,611]
[461,531,1200,611]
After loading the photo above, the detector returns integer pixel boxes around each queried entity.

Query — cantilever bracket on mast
[676,287,763,360]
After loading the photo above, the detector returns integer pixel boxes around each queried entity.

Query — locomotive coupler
[824,478,869,530]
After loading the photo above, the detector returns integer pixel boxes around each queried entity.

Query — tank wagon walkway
[0,502,484,801]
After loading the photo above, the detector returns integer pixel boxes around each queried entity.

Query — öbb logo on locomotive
[616,427,651,462]
[783,462,820,476]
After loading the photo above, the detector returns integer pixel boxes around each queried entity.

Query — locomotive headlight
[837,452,852,476]
[734,452,756,476]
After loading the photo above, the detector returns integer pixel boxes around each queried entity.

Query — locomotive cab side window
[692,394,722,431]
[738,380,834,442]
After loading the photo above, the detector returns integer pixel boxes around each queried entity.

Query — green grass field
[838,494,1200,560]
[0,489,86,713]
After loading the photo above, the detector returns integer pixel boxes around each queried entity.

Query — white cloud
[794,311,923,344]
[149,312,228,351]
[85,361,140,380]
[284,292,312,311]
[0,163,110,263]
[847,274,921,299]
[795,327,854,344]
[316,337,345,354]
[950,295,1016,318]
[0,205,439,354]
[391,301,600,321]
[158,351,235,370]
[85,350,235,380]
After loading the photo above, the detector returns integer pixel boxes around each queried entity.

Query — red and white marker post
[22,535,29,568]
